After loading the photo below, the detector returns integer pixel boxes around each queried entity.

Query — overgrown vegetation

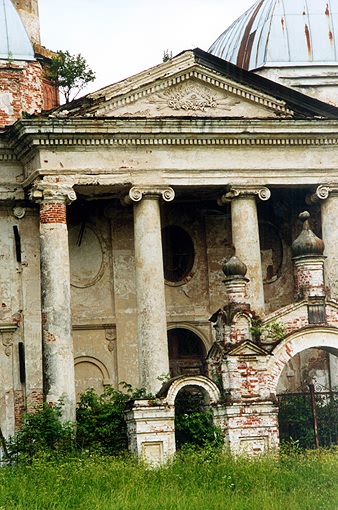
[175,389,223,449]
[5,385,145,461]
[279,391,338,448]
[5,384,221,462]
[6,401,75,461]
[76,384,151,454]
[1,449,338,509]
[47,50,96,103]
[250,319,286,343]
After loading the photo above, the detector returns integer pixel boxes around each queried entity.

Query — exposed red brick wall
[0,61,43,127]
[40,202,67,224]
[42,77,59,110]
[14,390,25,429]
[27,389,43,413]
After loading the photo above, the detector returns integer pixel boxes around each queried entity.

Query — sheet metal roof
[0,0,34,61]
[209,0,338,70]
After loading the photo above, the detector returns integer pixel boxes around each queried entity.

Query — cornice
[8,117,338,163]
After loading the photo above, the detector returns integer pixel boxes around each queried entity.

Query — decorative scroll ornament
[218,185,271,205]
[123,186,175,205]
[29,181,77,205]
[306,183,338,204]
[316,184,338,200]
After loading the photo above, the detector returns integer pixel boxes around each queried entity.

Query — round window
[162,226,194,283]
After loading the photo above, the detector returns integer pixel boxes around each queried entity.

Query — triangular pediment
[82,73,292,119]
[226,340,270,357]
[50,49,338,121]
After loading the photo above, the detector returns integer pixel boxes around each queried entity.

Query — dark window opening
[162,225,194,283]
[168,328,206,378]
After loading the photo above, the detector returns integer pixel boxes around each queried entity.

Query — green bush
[6,401,75,462]
[76,383,152,455]
[175,389,223,449]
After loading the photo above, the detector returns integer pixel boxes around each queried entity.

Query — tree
[47,50,96,103]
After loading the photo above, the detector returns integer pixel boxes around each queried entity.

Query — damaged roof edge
[39,47,338,121]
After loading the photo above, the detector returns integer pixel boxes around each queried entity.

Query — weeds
[0,450,337,509]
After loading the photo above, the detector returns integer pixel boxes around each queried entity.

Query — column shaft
[321,195,338,298]
[231,196,265,315]
[133,196,169,394]
[35,185,76,422]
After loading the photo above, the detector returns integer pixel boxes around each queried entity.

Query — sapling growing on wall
[47,50,96,103]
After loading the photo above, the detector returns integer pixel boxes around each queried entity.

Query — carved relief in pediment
[143,81,240,117]
[152,82,224,113]
[93,74,287,119]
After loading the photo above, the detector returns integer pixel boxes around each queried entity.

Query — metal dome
[0,0,34,61]
[209,0,338,70]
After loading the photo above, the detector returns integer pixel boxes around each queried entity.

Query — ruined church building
[1,0,338,462]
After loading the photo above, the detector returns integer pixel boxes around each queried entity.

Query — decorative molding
[91,69,291,117]
[0,186,24,201]
[13,206,26,219]
[306,183,338,204]
[0,151,17,161]
[316,183,338,200]
[69,225,105,288]
[218,186,271,205]
[105,328,116,353]
[0,322,18,357]
[74,355,111,385]
[29,180,77,205]
[156,83,218,112]
[123,186,175,205]
[72,322,115,331]
[22,135,338,148]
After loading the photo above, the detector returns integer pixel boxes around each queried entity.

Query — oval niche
[69,225,104,288]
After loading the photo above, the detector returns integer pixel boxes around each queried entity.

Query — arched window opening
[162,225,194,283]
[168,328,207,378]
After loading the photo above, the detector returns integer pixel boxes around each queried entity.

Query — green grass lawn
[0,448,337,510]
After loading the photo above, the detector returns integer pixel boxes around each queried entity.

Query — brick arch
[163,375,221,407]
[266,327,338,395]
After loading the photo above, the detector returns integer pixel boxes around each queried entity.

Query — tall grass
[0,448,337,509]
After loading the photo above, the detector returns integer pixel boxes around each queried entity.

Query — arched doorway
[267,329,338,448]
[167,328,207,377]
[160,375,223,449]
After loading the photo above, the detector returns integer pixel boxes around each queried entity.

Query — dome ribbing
[209,0,338,71]
[0,0,34,61]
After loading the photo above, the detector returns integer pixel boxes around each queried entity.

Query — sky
[38,0,255,95]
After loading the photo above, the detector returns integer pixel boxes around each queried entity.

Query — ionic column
[312,184,338,298]
[126,186,175,395]
[219,186,271,316]
[30,180,76,421]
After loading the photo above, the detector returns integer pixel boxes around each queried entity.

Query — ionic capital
[123,186,175,205]
[29,181,77,205]
[217,185,271,205]
[308,183,338,204]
